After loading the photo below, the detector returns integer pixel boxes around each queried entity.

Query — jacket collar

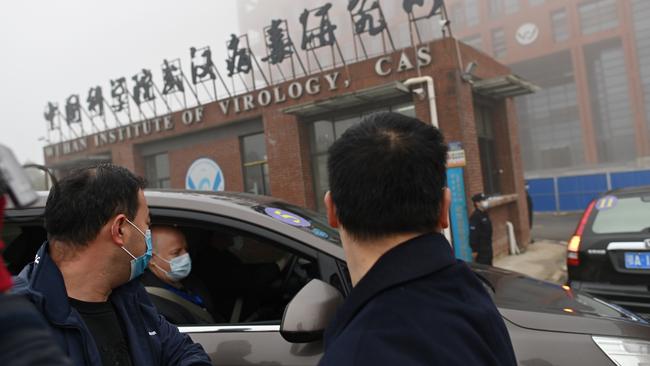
[325,233,456,343]
[15,242,79,325]
[15,242,140,326]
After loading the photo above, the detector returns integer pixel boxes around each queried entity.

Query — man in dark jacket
[320,113,517,365]
[11,164,211,365]
[470,192,493,265]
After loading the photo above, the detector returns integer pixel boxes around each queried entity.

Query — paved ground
[531,212,581,242]
[494,240,567,284]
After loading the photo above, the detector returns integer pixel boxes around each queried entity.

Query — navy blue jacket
[11,242,212,366]
[319,233,517,366]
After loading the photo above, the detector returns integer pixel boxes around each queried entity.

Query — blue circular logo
[264,207,311,227]
[185,158,225,191]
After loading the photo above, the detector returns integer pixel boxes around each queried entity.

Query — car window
[147,218,319,327]
[591,195,650,234]
[1,222,47,275]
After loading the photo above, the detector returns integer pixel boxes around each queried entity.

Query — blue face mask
[122,218,152,281]
[154,252,192,281]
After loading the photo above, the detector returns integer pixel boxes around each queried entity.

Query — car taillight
[567,200,596,267]
[567,235,581,266]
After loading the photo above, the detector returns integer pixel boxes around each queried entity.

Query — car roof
[4,189,345,259]
[604,185,650,197]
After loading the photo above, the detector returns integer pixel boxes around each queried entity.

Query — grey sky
[0,0,238,164]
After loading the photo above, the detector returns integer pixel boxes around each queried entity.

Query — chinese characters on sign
[162,59,184,95]
[131,69,156,106]
[403,0,445,19]
[226,34,252,77]
[65,95,82,125]
[110,77,129,113]
[262,20,294,65]
[348,0,386,36]
[190,46,216,85]
[44,0,448,144]
[86,86,104,117]
[300,3,338,51]
[43,102,58,131]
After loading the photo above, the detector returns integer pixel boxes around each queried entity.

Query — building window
[450,3,465,30]
[585,40,636,163]
[489,0,502,18]
[474,104,501,195]
[465,0,480,27]
[551,9,570,42]
[529,0,545,6]
[241,133,270,195]
[144,153,171,188]
[462,34,483,52]
[578,0,618,35]
[491,28,506,59]
[309,102,415,211]
[632,0,650,144]
[513,51,584,173]
[504,0,519,14]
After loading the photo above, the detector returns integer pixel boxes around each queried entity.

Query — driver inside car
[141,225,222,324]
[193,231,292,323]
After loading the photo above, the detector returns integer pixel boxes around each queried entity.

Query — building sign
[515,23,539,46]
[447,167,471,261]
[185,158,225,191]
[374,46,432,76]
[447,141,466,168]
[43,1,449,156]
[44,106,205,158]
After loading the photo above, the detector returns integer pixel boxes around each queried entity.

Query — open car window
[147,217,320,327]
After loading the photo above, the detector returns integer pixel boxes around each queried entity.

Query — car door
[150,207,346,366]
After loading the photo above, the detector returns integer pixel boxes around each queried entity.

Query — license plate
[624,252,650,269]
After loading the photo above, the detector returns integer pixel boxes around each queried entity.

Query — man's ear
[438,187,452,229]
[110,214,127,246]
[324,191,340,229]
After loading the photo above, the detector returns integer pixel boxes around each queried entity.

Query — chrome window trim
[606,242,649,251]
[179,325,281,333]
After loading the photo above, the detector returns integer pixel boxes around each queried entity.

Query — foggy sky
[0,0,239,164]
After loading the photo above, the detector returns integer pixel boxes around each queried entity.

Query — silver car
[3,190,650,365]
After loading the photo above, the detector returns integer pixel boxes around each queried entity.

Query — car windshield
[591,195,650,234]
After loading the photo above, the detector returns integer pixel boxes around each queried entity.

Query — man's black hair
[45,163,146,246]
[327,112,448,241]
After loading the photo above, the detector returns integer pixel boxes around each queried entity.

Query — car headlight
[592,336,650,365]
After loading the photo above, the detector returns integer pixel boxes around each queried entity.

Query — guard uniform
[470,193,493,265]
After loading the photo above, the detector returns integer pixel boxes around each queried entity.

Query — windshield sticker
[264,207,311,227]
[595,196,618,210]
[311,227,329,239]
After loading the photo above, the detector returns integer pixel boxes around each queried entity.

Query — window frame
[240,132,271,195]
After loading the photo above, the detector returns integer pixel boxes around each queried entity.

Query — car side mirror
[280,279,343,343]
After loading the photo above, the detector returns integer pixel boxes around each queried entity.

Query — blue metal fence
[527,178,556,212]
[526,169,650,212]
[611,170,650,189]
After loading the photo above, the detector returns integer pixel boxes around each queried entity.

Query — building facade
[43,6,533,257]
[446,0,650,210]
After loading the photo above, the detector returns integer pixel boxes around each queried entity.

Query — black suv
[567,185,650,319]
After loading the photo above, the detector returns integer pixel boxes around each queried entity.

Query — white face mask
[480,201,489,210]
[153,252,192,281]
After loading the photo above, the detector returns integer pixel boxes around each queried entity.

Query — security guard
[470,193,493,265]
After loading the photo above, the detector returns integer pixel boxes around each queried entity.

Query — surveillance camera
[464,61,478,75]
[439,19,450,27]
[412,87,426,99]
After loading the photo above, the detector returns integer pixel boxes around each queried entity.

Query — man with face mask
[11,164,211,365]
[141,226,220,324]
[470,192,494,265]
